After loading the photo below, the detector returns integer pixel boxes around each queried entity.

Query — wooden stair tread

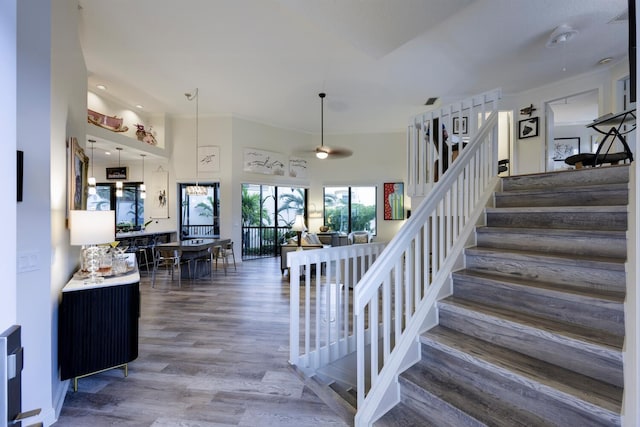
[485,205,627,213]
[465,246,626,269]
[452,269,626,303]
[496,181,628,196]
[400,359,552,427]
[476,225,627,240]
[421,326,623,413]
[440,297,624,350]
[374,403,440,427]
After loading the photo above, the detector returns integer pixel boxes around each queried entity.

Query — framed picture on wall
[384,182,404,220]
[552,137,580,161]
[67,137,88,216]
[452,116,468,135]
[106,167,127,180]
[518,117,539,139]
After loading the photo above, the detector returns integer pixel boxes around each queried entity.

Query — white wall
[14,0,86,424]
[168,115,407,247]
[49,0,89,420]
[0,1,18,333]
[503,63,626,175]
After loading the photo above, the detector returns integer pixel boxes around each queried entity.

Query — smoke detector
[546,24,578,47]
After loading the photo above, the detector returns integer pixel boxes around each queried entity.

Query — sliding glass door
[241,184,307,260]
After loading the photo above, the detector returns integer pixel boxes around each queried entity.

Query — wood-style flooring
[53,257,351,427]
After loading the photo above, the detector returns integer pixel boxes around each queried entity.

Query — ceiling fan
[309,93,352,160]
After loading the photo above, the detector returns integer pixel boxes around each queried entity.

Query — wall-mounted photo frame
[106,166,127,180]
[452,116,468,135]
[518,117,539,139]
[67,137,88,217]
[384,182,404,220]
[552,137,580,161]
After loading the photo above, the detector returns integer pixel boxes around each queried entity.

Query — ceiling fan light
[316,150,328,160]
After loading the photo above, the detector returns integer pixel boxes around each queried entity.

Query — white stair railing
[354,109,501,426]
[408,89,502,198]
[288,243,386,374]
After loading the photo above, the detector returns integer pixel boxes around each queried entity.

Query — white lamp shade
[291,214,307,232]
[70,210,115,246]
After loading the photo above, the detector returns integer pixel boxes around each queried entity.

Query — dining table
[154,238,231,279]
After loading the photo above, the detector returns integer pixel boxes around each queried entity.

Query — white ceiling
[78,0,629,136]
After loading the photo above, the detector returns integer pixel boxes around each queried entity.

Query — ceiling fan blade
[320,146,353,159]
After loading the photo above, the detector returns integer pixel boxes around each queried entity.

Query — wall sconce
[308,203,322,218]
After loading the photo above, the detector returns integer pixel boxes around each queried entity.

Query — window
[324,186,376,234]
[241,184,307,259]
[179,183,220,239]
[87,183,145,232]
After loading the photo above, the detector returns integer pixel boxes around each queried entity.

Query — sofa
[280,233,324,274]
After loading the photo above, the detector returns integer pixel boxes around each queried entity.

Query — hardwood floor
[54,257,351,427]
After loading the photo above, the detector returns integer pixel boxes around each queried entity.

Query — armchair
[348,231,373,245]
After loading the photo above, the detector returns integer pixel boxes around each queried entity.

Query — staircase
[375,165,628,427]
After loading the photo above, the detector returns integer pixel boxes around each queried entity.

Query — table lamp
[70,210,115,284]
[291,214,307,251]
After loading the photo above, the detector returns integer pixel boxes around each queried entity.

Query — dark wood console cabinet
[58,277,140,390]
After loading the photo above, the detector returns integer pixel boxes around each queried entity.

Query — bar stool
[134,237,152,273]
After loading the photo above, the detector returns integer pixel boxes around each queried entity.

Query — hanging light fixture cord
[185,88,207,195]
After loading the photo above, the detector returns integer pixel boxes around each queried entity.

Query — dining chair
[151,248,190,287]
[221,240,236,271]
[193,247,214,279]
[213,245,227,275]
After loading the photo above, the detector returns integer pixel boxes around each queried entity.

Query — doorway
[545,89,600,172]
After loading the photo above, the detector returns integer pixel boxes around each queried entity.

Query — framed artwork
[453,116,468,135]
[518,117,539,139]
[106,166,127,180]
[289,157,308,178]
[243,148,286,176]
[149,169,169,218]
[552,137,580,161]
[67,137,88,216]
[384,182,404,220]
[198,145,220,173]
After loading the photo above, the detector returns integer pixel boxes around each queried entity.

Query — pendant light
[316,93,328,159]
[115,147,123,197]
[88,139,97,195]
[185,88,207,196]
[139,154,146,199]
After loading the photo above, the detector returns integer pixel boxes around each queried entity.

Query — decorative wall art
[518,117,539,139]
[452,116,468,135]
[384,182,404,220]
[149,169,169,218]
[243,148,286,176]
[87,109,129,133]
[198,145,220,173]
[67,137,88,218]
[106,167,127,180]
[289,157,308,178]
[552,137,580,161]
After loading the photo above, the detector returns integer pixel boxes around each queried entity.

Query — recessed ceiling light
[135,104,144,109]
[598,57,613,65]
[96,84,107,91]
